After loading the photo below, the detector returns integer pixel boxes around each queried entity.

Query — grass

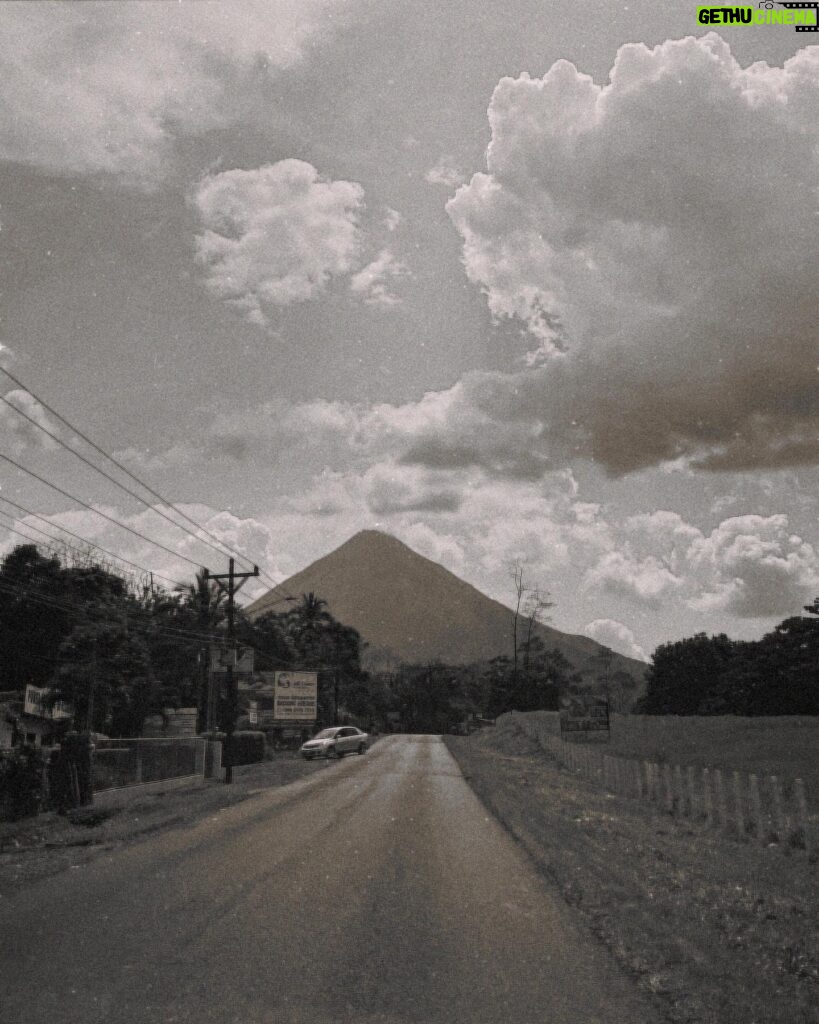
[447,720,819,1024]
[517,711,819,810]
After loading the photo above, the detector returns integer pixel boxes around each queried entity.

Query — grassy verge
[522,711,819,809]
[446,722,818,1024]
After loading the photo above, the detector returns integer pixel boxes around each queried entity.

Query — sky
[0,0,817,664]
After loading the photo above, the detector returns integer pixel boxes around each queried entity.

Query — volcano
[246,529,646,687]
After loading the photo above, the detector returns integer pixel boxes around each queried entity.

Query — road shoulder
[445,726,818,1024]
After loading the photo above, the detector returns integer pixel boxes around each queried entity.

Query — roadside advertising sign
[273,671,318,722]
[24,685,72,721]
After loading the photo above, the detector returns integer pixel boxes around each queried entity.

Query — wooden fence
[506,713,815,856]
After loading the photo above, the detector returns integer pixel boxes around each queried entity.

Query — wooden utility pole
[205,558,259,783]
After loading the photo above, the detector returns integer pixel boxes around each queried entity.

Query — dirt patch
[0,751,330,897]
[447,723,818,1024]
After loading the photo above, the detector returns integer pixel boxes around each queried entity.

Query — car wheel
[358,743,366,755]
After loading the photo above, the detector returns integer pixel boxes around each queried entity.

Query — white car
[300,726,369,760]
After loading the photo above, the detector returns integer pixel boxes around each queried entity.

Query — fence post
[644,761,654,802]
[794,779,810,853]
[714,769,727,830]
[635,760,644,801]
[748,774,765,845]
[135,746,143,785]
[769,775,786,842]
[686,765,697,818]
[662,764,674,814]
[673,765,684,816]
[702,768,713,827]
[733,771,745,839]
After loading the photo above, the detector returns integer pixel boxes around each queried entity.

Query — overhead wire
[0,448,208,569]
[0,388,256,573]
[0,575,231,649]
[0,366,283,586]
[0,494,184,588]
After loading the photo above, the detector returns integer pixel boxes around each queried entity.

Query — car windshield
[313,729,339,739]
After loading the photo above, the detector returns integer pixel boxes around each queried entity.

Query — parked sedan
[300,726,369,760]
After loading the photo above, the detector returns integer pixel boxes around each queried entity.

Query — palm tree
[176,570,226,731]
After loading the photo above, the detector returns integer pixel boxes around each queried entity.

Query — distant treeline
[636,600,819,716]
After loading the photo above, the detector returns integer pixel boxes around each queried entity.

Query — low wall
[93,773,206,809]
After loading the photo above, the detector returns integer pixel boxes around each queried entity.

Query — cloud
[0,1,348,184]
[444,35,819,475]
[2,501,283,599]
[0,389,62,451]
[349,249,409,306]
[582,619,648,663]
[583,550,684,607]
[364,462,464,514]
[688,514,819,617]
[192,161,364,324]
[425,156,467,189]
[384,208,403,232]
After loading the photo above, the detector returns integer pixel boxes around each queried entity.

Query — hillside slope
[246,530,646,686]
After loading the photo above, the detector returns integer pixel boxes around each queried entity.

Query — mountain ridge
[246,529,646,686]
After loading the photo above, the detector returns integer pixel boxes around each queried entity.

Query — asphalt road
[1,735,660,1024]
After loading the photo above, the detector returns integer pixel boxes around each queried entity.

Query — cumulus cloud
[0,1,348,184]
[688,514,819,617]
[582,619,648,663]
[3,502,283,599]
[364,462,464,514]
[443,35,819,475]
[193,161,364,324]
[384,208,403,232]
[425,156,466,189]
[0,389,62,451]
[618,508,819,618]
[583,550,684,607]
[349,249,409,306]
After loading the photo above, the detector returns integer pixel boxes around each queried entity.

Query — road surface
[1,735,660,1023]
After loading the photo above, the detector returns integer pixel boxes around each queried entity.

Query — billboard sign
[210,645,254,674]
[559,695,610,735]
[24,685,72,721]
[273,671,318,722]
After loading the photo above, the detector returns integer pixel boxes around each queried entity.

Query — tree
[509,561,525,682]
[521,588,554,675]
[637,633,737,715]
[637,612,819,717]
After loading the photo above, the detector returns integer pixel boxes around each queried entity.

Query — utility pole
[87,636,97,733]
[205,558,259,783]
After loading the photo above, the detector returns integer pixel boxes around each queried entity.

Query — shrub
[0,745,44,821]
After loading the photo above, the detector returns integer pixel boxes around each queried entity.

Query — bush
[0,746,44,821]
[202,730,265,766]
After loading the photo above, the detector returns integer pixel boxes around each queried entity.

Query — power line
[0,389,256,574]
[0,576,230,650]
[0,366,277,581]
[0,448,206,570]
[0,494,184,588]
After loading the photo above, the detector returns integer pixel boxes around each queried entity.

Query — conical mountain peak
[247,530,646,683]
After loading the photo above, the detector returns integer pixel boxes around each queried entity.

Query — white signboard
[210,646,254,674]
[273,671,318,722]
[24,685,72,721]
